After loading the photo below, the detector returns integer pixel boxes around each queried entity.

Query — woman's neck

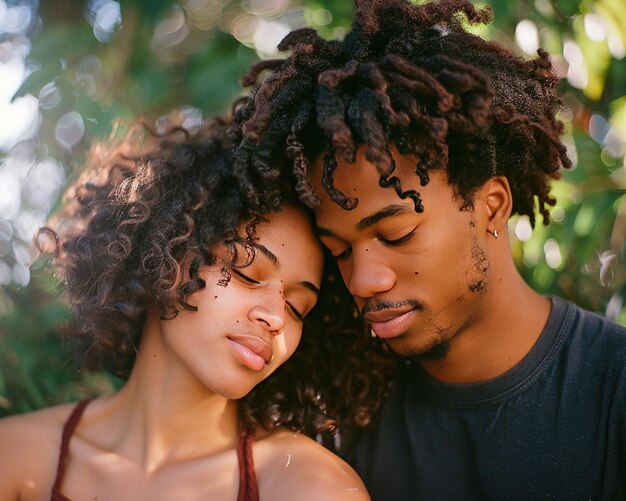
[96,310,241,473]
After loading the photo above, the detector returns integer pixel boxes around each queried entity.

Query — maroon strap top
[51,399,259,501]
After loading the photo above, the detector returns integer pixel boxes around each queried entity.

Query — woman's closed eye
[286,302,304,321]
[231,268,260,284]
[232,267,310,321]
[332,247,352,261]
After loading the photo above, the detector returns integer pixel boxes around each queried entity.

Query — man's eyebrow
[356,204,411,230]
[316,204,412,238]
[253,243,320,295]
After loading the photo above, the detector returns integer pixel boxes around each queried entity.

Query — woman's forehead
[253,206,323,275]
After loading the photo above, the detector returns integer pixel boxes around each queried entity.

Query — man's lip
[363,306,416,323]
[365,308,418,339]
[227,335,273,364]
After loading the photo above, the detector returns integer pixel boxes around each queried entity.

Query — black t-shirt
[342,297,626,500]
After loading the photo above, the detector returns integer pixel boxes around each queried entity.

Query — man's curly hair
[36,113,392,435]
[233,0,572,226]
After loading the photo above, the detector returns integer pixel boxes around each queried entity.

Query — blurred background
[0,0,624,416]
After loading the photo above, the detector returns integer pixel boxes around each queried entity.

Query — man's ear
[479,176,512,234]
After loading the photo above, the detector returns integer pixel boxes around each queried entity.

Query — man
[233,0,626,499]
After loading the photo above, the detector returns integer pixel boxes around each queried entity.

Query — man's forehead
[309,145,422,199]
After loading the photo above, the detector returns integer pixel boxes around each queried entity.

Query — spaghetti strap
[236,428,260,501]
[51,398,94,501]
[51,400,259,501]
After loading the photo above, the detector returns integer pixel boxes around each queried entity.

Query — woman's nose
[247,291,287,334]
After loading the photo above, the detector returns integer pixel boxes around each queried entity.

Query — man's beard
[412,338,450,361]
[388,327,451,361]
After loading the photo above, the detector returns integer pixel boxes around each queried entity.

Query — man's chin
[414,340,450,361]
[387,337,450,361]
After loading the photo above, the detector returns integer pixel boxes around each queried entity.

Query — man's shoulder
[558,297,626,351]
[554,298,626,394]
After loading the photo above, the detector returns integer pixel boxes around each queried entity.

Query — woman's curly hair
[244,256,394,435]
[233,0,572,227]
[36,113,393,436]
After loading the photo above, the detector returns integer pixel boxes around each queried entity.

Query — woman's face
[159,204,324,400]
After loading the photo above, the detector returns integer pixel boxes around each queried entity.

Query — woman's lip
[227,335,273,372]
[368,308,417,339]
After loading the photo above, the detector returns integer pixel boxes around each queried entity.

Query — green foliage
[0,271,119,416]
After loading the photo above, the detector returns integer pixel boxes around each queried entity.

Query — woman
[0,114,376,500]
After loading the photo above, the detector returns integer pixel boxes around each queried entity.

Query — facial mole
[414,271,419,275]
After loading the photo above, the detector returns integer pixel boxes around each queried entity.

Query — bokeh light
[55,111,85,150]
[515,19,539,55]
[86,0,122,43]
[563,39,588,90]
[515,215,533,242]
[583,13,606,43]
[544,239,562,270]
[153,5,190,49]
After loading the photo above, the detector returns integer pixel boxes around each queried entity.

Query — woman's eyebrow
[253,242,320,295]
[252,243,278,266]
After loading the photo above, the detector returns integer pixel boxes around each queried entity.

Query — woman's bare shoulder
[0,401,77,442]
[0,402,79,501]
[256,429,370,501]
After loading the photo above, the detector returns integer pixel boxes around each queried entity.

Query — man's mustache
[360,299,423,317]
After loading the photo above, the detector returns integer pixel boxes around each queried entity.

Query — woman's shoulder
[255,429,370,501]
[0,401,81,501]
[0,400,78,445]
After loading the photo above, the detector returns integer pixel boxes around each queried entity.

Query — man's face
[311,146,492,360]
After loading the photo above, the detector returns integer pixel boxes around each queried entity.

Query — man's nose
[345,247,396,300]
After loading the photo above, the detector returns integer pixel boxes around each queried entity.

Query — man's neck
[419,263,551,384]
